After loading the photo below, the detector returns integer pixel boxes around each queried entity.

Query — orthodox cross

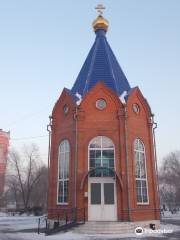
[95,4,106,16]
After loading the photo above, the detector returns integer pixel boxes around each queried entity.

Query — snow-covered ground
[0,212,180,239]
[0,232,89,240]
[0,214,43,231]
[1,225,180,240]
[162,210,180,219]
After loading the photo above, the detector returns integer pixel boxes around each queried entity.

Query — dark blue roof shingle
[71,29,131,97]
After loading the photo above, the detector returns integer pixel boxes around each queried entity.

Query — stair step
[78,226,135,230]
[73,220,160,234]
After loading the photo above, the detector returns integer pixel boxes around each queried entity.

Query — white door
[88,178,117,221]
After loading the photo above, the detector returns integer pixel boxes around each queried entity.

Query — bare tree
[30,165,48,210]
[5,174,20,206]
[159,151,180,210]
[6,144,48,212]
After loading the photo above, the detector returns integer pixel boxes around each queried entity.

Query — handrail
[37,215,47,234]
[38,208,85,235]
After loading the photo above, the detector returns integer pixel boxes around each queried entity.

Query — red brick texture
[48,82,160,221]
[0,130,10,196]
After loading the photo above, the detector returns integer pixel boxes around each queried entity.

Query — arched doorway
[88,136,117,221]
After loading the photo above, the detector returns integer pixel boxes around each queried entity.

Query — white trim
[96,99,107,110]
[88,147,114,150]
[137,203,150,205]
[56,203,68,206]
[57,140,70,205]
[88,136,117,221]
[88,136,115,173]
[88,177,117,221]
[134,139,149,205]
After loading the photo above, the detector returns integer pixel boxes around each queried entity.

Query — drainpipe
[73,107,78,209]
[47,115,52,212]
[152,114,161,219]
[124,105,131,221]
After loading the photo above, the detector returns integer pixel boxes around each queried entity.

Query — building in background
[48,7,160,226]
[0,129,10,197]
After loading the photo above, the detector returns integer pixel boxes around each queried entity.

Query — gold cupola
[92,4,109,32]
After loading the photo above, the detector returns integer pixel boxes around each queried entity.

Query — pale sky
[0,0,180,165]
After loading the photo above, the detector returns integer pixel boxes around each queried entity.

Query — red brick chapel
[48,7,160,223]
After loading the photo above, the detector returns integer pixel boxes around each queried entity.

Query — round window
[132,103,140,114]
[63,104,69,114]
[96,99,107,110]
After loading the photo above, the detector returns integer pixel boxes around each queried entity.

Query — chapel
[48,7,160,223]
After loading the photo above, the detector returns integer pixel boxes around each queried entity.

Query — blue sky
[0,0,180,164]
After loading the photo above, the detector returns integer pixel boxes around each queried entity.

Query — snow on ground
[160,222,180,232]
[0,223,179,240]
[0,232,90,240]
[0,212,7,217]
[0,212,180,239]
[1,225,179,240]
[162,211,180,219]
[0,213,44,231]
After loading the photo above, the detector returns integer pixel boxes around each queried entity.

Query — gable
[78,82,123,122]
[126,87,152,119]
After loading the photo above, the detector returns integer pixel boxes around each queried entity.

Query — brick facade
[48,83,160,221]
[0,129,10,196]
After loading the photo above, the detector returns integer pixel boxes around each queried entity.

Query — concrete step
[74,228,135,234]
[75,228,135,234]
[74,220,160,234]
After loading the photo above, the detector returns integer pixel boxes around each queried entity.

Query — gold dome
[92,15,109,32]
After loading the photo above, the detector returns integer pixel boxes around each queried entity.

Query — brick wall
[48,83,160,221]
[0,130,10,196]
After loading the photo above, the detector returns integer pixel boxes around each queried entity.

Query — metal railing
[37,215,48,234]
[38,208,85,235]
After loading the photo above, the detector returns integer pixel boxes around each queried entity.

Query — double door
[88,178,117,221]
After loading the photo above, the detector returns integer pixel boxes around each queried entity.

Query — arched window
[57,140,70,204]
[134,139,149,204]
[89,136,115,177]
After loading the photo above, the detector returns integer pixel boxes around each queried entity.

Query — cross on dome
[95,4,106,16]
[93,4,109,32]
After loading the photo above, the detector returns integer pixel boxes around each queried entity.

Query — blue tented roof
[71,29,131,97]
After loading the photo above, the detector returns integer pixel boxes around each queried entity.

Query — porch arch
[80,167,123,190]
